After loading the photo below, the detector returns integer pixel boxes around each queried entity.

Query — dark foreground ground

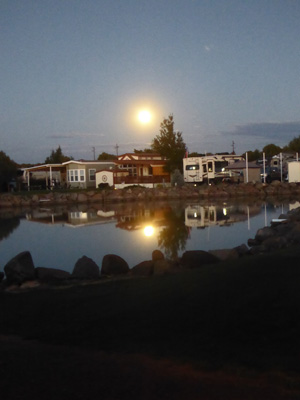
[1,248,300,399]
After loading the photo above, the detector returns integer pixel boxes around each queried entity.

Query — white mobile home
[183,154,244,184]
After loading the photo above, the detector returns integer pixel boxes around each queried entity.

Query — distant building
[96,153,170,188]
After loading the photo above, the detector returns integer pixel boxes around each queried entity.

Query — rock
[36,267,71,281]
[248,244,267,255]
[180,250,219,269]
[234,244,249,257]
[208,248,239,261]
[262,236,288,251]
[152,250,164,262]
[72,256,100,279]
[101,254,129,276]
[255,227,275,242]
[248,238,259,247]
[131,260,154,276]
[153,259,175,275]
[0,271,4,282]
[77,193,88,203]
[4,251,35,284]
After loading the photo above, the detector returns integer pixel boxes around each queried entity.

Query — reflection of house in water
[185,204,259,228]
[115,206,170,231]
[26,207,117,227]
[25,204,169,230]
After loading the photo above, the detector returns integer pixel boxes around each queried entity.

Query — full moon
[138,110,151,124]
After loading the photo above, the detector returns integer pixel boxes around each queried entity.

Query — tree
[284,135,300,153]
[45,146,72,164]
[243,149,261,162]
[133,148,153,154]
[151,114,186,172]
[188,152,205,157]
[0,151,18,192]
[157,206,189,259]
[98,152,117,160]
[262,144,282,159]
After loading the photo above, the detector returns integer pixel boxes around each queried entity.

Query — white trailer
[288,161,300,183]
[183,154,244,184]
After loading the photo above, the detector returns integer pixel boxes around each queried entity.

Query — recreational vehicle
[183,154,244,184]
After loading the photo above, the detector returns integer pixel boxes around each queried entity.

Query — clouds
[47,132,105,140]
[224,121,300,143]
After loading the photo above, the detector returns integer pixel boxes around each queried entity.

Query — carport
[22,164,66,190]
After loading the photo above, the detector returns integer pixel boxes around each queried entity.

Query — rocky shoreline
[1,204,300,292]
[1,181,300,208]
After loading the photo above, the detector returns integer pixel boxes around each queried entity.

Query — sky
[1,0,300,164]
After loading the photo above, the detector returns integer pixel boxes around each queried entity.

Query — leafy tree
[262,144,282,159]
[151,114,186,172]
[188,152,205,157]
[133,148,153,154]
[0,151,18,192]
[157,207,189,259]
[45,146,72,164]
[285,135,300,153]
[243,149,261,162]
[98,152,117,160]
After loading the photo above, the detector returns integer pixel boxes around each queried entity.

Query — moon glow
[138,110,151,124]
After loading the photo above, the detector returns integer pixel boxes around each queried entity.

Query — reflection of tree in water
[0,217,20,241]
[158,207,189,259]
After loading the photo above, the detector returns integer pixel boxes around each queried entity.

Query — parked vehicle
[260,166,282,183]
[183,154,244,184]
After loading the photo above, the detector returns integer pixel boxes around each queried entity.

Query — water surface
[0,199,297,273]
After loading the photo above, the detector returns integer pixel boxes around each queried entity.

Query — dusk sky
[1,0,300,164]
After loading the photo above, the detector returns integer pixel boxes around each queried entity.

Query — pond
[0,199,298,273]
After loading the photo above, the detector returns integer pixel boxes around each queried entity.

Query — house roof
[22,164,65,172]
[62,160,116,166]
[117,153,166,161]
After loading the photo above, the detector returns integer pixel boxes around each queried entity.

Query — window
[120,164,137,176]
[89,169,96,181]
[185,164,199,171]
[215,161,228,172]
[67,169,85,182]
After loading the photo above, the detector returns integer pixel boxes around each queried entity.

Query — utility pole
[232,141,235,154]
[115,143,119,156]
[92,147,95,161]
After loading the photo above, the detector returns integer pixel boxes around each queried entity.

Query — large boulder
[208,248,239,261]
[255,227,275,242]
[72,256,100,279]
[35,267,71,282]
[131,260,154,276]
[152,250,164,262]
[181,250,219,269]
[101,254,129,276]
[153,259,176,275]
[4,251,35,284]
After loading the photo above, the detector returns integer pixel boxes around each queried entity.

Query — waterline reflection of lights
[144,226,154,237]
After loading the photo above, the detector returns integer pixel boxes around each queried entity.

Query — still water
[0,199,298,273]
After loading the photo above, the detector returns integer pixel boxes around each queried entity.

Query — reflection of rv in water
[185,204,254,228]
[183,154,244,184]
